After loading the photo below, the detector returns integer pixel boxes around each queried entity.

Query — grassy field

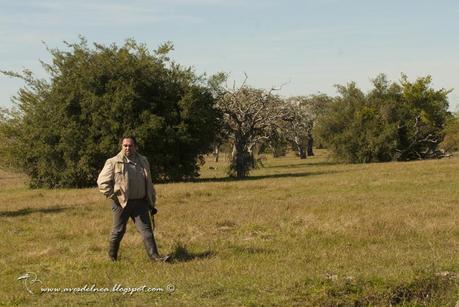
[0,150,458,306]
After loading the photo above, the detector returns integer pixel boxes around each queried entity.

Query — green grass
[0,150,458,306]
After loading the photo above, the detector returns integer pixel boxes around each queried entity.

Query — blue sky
[1,0,458,110]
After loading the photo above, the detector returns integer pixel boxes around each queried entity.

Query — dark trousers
[110,199,157,257]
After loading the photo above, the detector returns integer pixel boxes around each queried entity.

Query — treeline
[0,38,458,187]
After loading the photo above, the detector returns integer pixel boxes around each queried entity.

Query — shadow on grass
[311,160,347,167]
[191,170,343,183]
[266,161,342,169]
[264,163,310,169]
[170,243,215,263]
[0,206,72,217]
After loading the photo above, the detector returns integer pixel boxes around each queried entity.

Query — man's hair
[119,134,138,147]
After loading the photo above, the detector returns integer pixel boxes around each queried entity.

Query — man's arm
[97,159,116,201]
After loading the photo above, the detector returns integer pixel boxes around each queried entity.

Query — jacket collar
[114,151,145,167]
[115,151,125,163]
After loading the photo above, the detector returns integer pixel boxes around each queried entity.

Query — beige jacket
[97,151,156,208]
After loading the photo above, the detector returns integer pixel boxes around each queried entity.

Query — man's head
[120,135,137,157]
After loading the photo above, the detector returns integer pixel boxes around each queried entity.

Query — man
[97,135,170,262]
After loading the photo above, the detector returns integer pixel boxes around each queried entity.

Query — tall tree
[0,37,219,187]
[302,94,332,156]
[395,74,452,160]
[281,94,331,158]
[439,112,459,154]
[316,74,452,162]
[282,97,313,159]
[206,72,228,162]
[216,82,287,178]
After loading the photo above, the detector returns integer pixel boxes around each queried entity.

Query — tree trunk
[236,146,246,178]
[298,145,307,159]
[248,143,255,169]
[213,144,220,162]
[307,135,314,156]
[295,136,307,159]
[232,141,248,178]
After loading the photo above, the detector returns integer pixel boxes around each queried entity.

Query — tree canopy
[216,82,287,178]
[315,74,452,163]
[0,38,219,187]
[1,38,455,186]
[439,111,459,154]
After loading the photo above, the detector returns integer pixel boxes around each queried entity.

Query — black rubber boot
[108,240,120,261]
[143,234,170,262]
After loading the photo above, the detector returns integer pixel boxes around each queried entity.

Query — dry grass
[0,150,458,306]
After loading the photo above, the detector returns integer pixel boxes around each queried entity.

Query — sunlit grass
[0,150,458,305]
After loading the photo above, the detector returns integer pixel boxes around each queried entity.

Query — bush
[315,74,452,162]
[0,38,219,187]
[439,112,459,154]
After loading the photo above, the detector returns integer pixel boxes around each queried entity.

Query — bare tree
[216,81,287,178]
[282,95,331,158]
[282,97,314,159]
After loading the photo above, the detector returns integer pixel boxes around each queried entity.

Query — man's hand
[110,195,121,206]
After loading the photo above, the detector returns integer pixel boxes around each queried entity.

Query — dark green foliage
[439,112,459,153]
[315,74,452,163]
[0,38,219,187]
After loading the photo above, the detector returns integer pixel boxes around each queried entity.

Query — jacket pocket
[114,171,123,185]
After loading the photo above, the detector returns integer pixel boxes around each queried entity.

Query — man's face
[122,138,136,157]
